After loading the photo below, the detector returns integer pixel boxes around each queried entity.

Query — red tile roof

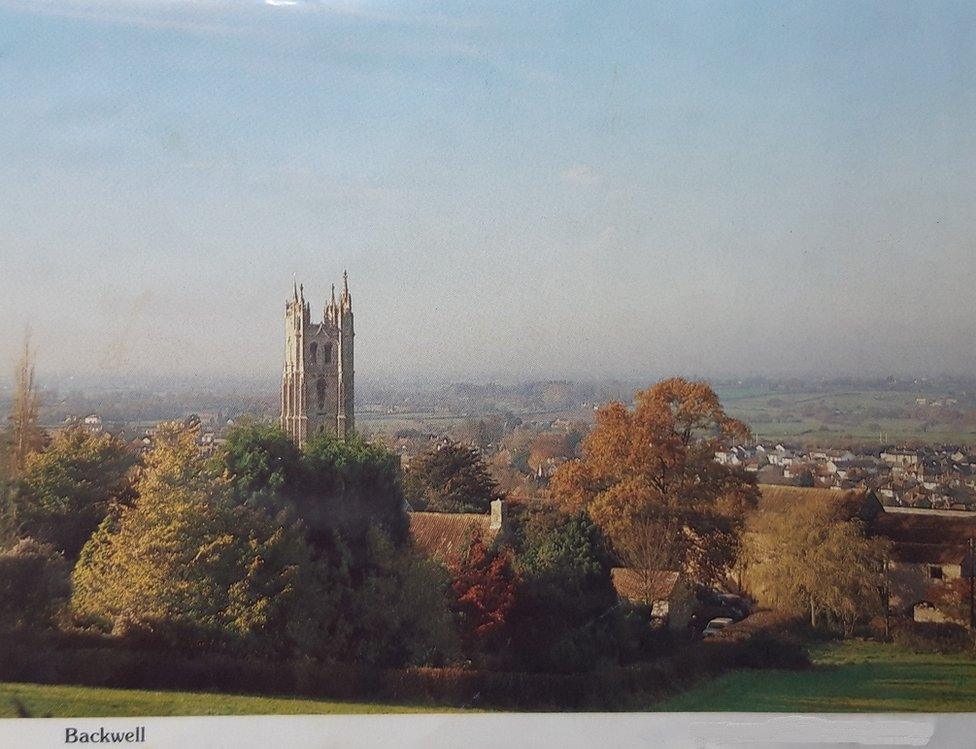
[611,568,681,604]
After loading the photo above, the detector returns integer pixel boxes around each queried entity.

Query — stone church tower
[280,273,354,447]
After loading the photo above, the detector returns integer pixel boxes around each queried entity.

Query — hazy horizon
[1,1,974,383]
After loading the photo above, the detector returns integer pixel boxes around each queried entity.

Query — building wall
[888,561,962,619]
[303,330,339,438]
[649,578,694,632]
[664,579,695,632]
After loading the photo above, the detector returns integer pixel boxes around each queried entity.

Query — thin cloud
[560,164,603,187]
[0,0,486,28]
[0,0,249,34]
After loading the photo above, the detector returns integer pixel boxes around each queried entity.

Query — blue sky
[0,1,974,384]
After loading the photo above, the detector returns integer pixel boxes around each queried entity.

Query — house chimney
[490,499,506,531]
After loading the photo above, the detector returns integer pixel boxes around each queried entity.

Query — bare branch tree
[8,332,42,477]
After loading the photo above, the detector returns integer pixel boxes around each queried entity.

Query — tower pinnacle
[341,271,351,310]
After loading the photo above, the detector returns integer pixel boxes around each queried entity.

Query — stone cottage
[610,567,695,632]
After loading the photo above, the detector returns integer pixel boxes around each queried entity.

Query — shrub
[891,621,974,654]
[0,538,70,629]
[703,610,812,670]
[0,607,811,709]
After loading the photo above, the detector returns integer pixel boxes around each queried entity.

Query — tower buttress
[281,286,310,446]
[337,271,355,437]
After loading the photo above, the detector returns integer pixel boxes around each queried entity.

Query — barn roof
[871,511,976,546]
[757,485,882,521]
[408,511,495,562]
[871,511,976,566]
[887,542,967,565]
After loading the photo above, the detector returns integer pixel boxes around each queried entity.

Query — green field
[0,683,465,718]
[717,389,976,446]
[657,640,976,712]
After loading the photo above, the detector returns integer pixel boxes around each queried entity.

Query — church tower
[280,274,354,447]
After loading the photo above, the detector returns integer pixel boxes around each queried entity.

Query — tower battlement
[280,275,354,447]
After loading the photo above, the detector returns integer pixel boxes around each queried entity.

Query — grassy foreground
[0,682,466,718]
[7,641,976,716]
[657,640,976,712]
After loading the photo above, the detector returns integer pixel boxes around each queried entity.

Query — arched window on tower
[309,342,318,365]
[323,342,332,364]
[317,377,327,410]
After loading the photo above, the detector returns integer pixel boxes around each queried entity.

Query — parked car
[695,586,751,622]
[702,617,734,638]
[717,593,751,621]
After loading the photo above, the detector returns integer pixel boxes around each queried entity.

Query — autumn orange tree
[448,534,518,653]
[550,378,758,588]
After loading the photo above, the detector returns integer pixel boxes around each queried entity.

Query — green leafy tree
[298,431,408,552]
[508,506,620,672]
[72,421,336,656]
[344,528,460,668]
[404,441,500,514]
[217,422,301,511]
[217,427,408,559]
[13,428,136,559]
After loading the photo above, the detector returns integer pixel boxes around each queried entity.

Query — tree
[344,528,460,667]
[514,506,613,601]
[13,428,136,560]
[298,431,408,552]
[447,533,518,652]
[452,417,506,451]
[0,538,70,629]
[550,378,758,585]
[6,334,45,478]
[0,476,18,548]
[501,428,535,476]
[487,450,535,501]
[508,505,620,672]
[72,421,334,656]
[742,494,888,634]
[217,427,408,559]
[404,441,500,514]
[527,433,574,475]
[217,421,301,511]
